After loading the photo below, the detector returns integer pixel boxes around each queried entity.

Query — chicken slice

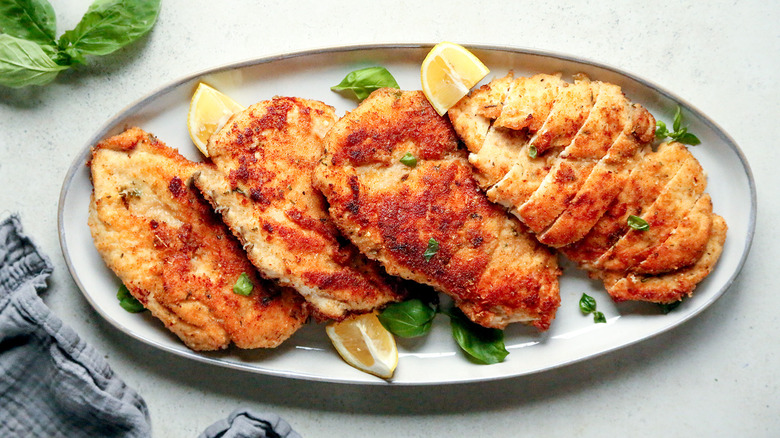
[515,82,630,233]
[636,194,714,274]
[538,103,656,247]
[480,77,598,213]
[193,97,403,321]
[89,127,308,351]
[598,215,727,303]
[594,146,708,272]
[449,73,513,155]
[314,89,561,330]
[561,142,692,267]
[494,73,564,131]
[528,76,596,155]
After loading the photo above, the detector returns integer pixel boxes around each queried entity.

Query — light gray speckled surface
[1,0,778,436]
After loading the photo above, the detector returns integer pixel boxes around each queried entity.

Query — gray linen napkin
[0,214,152,437]
[199,409,302,438]
[0,214,302,437]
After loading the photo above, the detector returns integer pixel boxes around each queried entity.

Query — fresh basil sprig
[331,66,399,101]
[0,0,161,88]
[378,299,437,338]
[447,307,509,364]
[579,293,606,324]
[656,106,701,145]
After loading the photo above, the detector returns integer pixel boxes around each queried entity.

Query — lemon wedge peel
[187,82,245,156]
[420,41,490,116]
[326,312,399,379]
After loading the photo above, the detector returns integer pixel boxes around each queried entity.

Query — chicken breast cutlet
[450,73,727,304]
[193,97,404,321]
[89,127,308,351]
[313,89,561,330]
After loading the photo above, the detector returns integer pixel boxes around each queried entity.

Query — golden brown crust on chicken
[449,71,727,305]
[494,74,563,131]
[594,148,707,272]
[515,82,630,233]
[538,104,655,247]
[314,89,561,330]
[193,97,404,321]
[88,127,308,351]
[598,215,726,303]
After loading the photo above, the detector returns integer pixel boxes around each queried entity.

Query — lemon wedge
[187,82,245,156]
[326,312,398,379]
[420,42,490,116]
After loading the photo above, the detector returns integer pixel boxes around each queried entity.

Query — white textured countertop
[1,1,778,436]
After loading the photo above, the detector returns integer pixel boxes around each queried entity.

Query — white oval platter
[58,44,756,385]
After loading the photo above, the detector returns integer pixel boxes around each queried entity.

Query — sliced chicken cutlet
[89,127,308,351]
[313,89,561,330]
[598,215,726,303]
[514,81,629,234]
[539,103,655,246]
[193,97,404,321]
[450,72,726,305]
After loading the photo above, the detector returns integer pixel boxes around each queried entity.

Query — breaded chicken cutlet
[193,97,404,321]
[449,73,727,304]
[313,89,561,330]
[89,127,308,351]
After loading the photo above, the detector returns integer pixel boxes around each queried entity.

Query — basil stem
[233,272,254,296]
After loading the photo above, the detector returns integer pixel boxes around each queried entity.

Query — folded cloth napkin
[199,409,302,438]
[0,214,151,437]
[0,214,302,438]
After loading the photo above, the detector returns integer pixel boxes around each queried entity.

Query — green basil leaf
[672,105,683,132]
[58,0,161,57]
[0,0,57,44]
[399,152,417,168]
[627,214,650,231]
[674,132,701,146]
[117,284,145,313]
[448,308,508,364]
[655,120,668,139]
[0,34,66,87]
[423,237,439,261]
[330,66,399,101]
[233,272,254,296]
[579,293,597,314]
[528,144,538,158]
[378,299,436,338]
[593,311,606,324]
